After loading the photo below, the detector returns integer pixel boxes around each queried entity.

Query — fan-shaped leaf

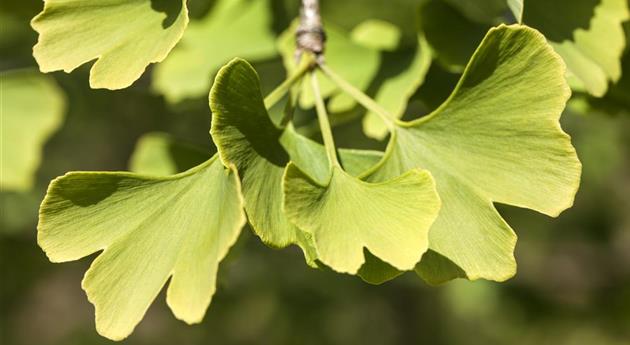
[363,24,581,283]
[590,44,630,114]
[210,59,384,265]
[284,164,440,274]
[32,0,189,89]
[38,156,246,340]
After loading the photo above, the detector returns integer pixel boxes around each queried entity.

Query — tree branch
[296,0,326,62]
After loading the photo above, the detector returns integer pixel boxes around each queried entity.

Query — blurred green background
[1,0,629,344]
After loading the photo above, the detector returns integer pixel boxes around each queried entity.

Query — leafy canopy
[28,0,595,339]
[32,0,189,89]
[38,156,245,340]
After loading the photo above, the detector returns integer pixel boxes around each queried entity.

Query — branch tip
[296,0,326,63]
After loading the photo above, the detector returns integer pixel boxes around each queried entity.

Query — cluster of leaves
[2,0,629,341]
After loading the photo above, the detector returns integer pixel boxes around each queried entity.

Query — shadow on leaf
[523,0,599,42]
[151,0,183,28]
[56,174,122,207]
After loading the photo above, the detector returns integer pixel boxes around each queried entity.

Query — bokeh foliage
[1,0,629,344]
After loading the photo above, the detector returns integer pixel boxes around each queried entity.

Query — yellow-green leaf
[38,156,246,340]
[1,69,65,191]
[32,0,189,89]
[284,164,441,274]
[350,19,402,51]
[210,58,385,266]
[524,0,630,96]
[364,24,581,283]
[362,35,432,139]
[153,0,277,102]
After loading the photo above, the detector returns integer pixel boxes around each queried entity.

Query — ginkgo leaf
[350,19,402,51]
[210,58,384,265]
[129,132,211,176]
[31,0,189,89]
[362,24,581,283]
[362,35,432,140]
[358,248,466,285]
[283,163,441,274]
[278,21,380,111]
[153,0,277,103]
[210,59,317,263]
[281,67,441,276]
[1,69,65,191]
[281,124,384,184]
[590,46,630,114]
[415,250,467,285]
[523,0,630,97]
[38,156,246,340]
[356,250,405,284]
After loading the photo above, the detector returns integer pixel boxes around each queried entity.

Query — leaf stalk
[318,63,397,130]
[310,71,340,168]
[264,58,313,109]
